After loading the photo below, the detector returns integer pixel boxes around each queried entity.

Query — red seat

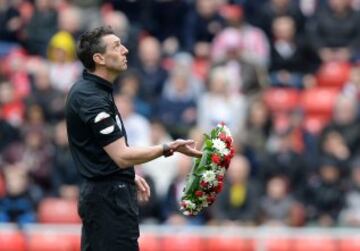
[264,237,291,251]
[161,234,206,251]
[138,233,160,251]
[264,88,300,113]
[301,87,339,118]
[28,232,73,251]
[339,238,360,251]
[38,198,81,224]
[0,230,26,251]
[317,62,351,88]
[207,236,254,251]
[294,237,337,251]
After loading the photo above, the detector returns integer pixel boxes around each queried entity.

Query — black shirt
[65,70,135,181]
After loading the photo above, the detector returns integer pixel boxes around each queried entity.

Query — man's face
[101,34,128,73]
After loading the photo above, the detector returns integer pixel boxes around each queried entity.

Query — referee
[65,26,202,251]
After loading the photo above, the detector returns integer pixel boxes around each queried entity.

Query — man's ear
[93,53,105,66]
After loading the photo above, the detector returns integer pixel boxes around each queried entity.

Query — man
[65,26,202,251]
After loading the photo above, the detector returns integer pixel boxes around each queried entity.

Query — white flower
[217,168,226,176]
[183,211,190,216]
[183,200,196,210]
[212,139,230,155]
[202,171,216,183]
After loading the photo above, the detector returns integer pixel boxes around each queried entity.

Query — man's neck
[91,68,118,83]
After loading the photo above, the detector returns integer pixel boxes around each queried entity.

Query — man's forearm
[115,145,165,168]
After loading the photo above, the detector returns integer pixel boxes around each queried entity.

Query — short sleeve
[78,95,123,147]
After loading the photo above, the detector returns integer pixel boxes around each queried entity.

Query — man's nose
[121,45,129,55]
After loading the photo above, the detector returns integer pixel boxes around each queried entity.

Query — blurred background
[0,0,360,250]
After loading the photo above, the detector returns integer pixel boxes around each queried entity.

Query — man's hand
[169,139,202,158]
[134,175,150,203]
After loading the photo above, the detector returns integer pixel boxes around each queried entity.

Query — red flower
[219,133,227,142]
[207,195,216,205]
[200,180,208,188]
[216,181,224,193]
[225,136,233,147]
[217,175,224,182]
[195,190,203,197]
[211,154,221,165]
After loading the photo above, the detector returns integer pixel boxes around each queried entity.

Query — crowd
[0,0,360,228]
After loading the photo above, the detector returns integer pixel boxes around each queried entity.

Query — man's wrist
[162,143,174,157]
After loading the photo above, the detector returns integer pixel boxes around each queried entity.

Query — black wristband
[162,143,173,157]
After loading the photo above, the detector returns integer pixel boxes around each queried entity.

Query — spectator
[0,0,23,47]
[339,159,360,226]
[72,0,102,30]
[58,5,82,38]
[0,114,19,153]
[212,28,264,94]
[0,166,36,225]
[321,95,360,156]
[305,158,345,226]
[115,69,151,118]
[51,120,81,200]
[260,129,307,198]
[269,16,316,88]
[114,94,151,147]
[212,4,270,67]
[212,155,260,226]
[0,77,25,127]
[47,31,81,93]
[26,62,65,124]
[259,176,296,226]
[152,0,189,45]
[135,36,168,111]
[343,64,360,103]
[319,130,351,177]
[156,54,201,138]
[22,126,54,195]
[183,0,225,56]
[241,97,272,173]
[255,0,305,39]
[197,66,247,137]
[307,0,360,63]
[24,0,58,56]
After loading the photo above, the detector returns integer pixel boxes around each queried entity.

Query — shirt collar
[83,70,113,91]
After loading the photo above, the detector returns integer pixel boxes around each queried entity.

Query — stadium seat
[138,233,160,251]
[38,198,81,224]
[27,232,73,251]
[294,237,337,251]
[161,234,206,251]
[207,236,254,251]
[317,62,351,88]
[0,230,26,251]
[339,238,360,251]
[263,237,291,251]
[301,87,339,118]
[263,88,300,114]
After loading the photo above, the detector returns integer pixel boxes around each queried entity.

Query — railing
[1,223,360,251]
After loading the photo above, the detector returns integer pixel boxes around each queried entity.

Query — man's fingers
[140,177,151,198]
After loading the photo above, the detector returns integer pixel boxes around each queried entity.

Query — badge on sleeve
[94,112,115,135]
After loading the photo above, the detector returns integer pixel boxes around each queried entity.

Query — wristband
[162,143,174,157]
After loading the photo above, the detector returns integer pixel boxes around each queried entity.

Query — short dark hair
[76,26,115,71]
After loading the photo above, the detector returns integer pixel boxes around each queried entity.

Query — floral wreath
[180,123,235,216]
